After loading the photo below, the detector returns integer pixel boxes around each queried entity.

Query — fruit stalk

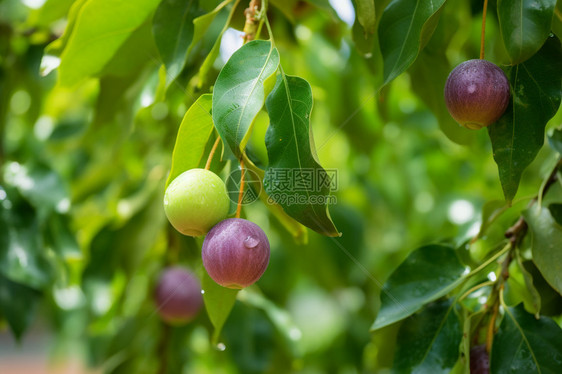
[480,0,488,59]
[205,136,221,170]
[236,159,246,218]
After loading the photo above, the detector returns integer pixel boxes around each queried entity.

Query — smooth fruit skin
[164,168,230,237]
[154,266,203,324]
[444,59,510,130]
[202,218,270,289]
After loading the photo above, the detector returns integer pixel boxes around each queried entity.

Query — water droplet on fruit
[200,289,205,294]
[467,84,476,93]
[244,235,260,249]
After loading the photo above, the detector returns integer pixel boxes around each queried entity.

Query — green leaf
[196,0,237,88]
[488,36,562,202]
[27,0,75,28]
[523,204,562,295]
[553,0,562,41]
[497,0,557,64]
[165,94,214,189]
[0,274,41,340]
[191,0,231,53]
[44,0,88,56]
[242,156,308,244]
[3,163,69,220]
[57,0,161,86]
[212,40,280,157]
[372,244,466,330]
[45,214,82,259]
[264,74,339,237]
[238,288,303,358]
[410,48,476,145]
[0,187,51,288]
[378,0,447,85]
[548,203,562,225]
[202,271,239,344]
[504,254,541,316]
[547,127,562,154]
[393,299,462,373]
[491,304,562,373]
[515,252,541,316]
[99,21,156,77]
[474,200,508,241]
[152,0,199,84]
[522,260,562,316]
[356,0,376,34]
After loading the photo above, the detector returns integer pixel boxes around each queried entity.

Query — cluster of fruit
[155,168,270,324]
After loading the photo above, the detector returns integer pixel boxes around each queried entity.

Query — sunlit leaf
[356,0,376,35]
[27,0,74,28]
[165,94,214,189]
[497,0,557,64]
[491,304,562,373]
[44,0,88,55]
[57,0,160,86]
[378,0,447,85]
[212,40,280,157]
[372,244,465,330]
[488,36,562,202]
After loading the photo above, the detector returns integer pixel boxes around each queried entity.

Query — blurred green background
[1,0,561,373]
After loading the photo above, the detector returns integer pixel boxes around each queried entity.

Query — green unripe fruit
[164,168,230,236]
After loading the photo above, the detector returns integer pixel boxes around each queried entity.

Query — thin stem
[157,323,171,374]
[480,0,489,59]
[264,12,275,46]
[458,280,495,302]
[205,136,221,170]
[465,242,510,279]
[236,159,246,218]
[485,301,499,352]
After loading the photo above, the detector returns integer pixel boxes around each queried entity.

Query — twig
[157,323,171,374]
[243,0,261,43]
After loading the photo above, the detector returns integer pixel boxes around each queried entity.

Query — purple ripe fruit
[444,59,510,130]
[202,218,270,289]
[154,266,203,324]
[470,344,490,374]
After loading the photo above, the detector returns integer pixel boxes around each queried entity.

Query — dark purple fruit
[470,344,490,374]
[444,59,510,130]
[154,266,203,324]
[202,218,270,289]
